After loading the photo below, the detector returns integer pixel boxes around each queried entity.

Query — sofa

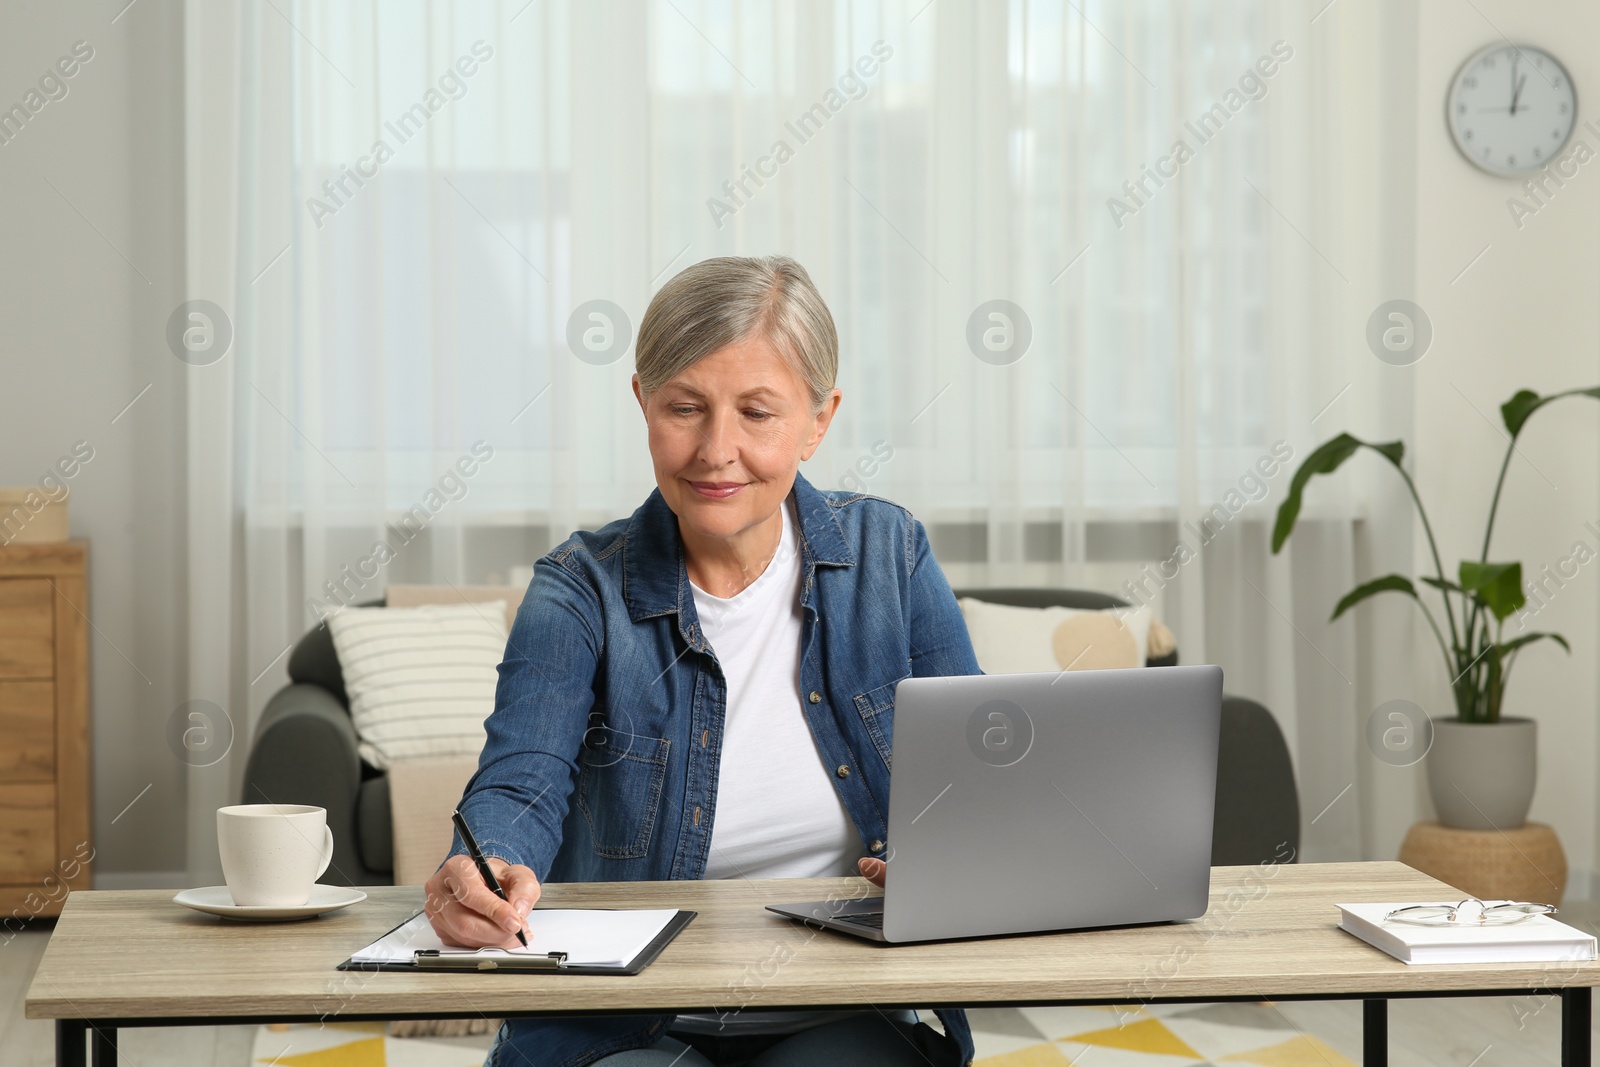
[241,585,1299,885]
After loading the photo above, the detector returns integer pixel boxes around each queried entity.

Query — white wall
[0,3,189,883]
[1410,0,1600,896]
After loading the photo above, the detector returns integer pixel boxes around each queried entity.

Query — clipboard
[336,909,697,976]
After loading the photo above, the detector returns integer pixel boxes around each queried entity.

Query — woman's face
[634,334,840,546]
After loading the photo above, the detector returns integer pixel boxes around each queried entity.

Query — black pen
[451,809,528,948]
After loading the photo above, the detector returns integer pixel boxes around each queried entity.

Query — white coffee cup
[217,804,335,907]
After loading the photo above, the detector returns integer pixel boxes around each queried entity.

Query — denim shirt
[450,469,982,1067]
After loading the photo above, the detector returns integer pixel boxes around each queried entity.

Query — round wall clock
[1446,43,1576,176]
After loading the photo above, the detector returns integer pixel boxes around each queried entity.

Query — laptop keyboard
[844,911,885,929]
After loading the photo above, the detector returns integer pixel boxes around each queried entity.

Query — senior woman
[426,256,981,1067]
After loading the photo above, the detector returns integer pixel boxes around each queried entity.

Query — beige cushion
[388,755,480,887]
[386,583,525,630]
[1149,617,1177,658]
[957,597,1155,674]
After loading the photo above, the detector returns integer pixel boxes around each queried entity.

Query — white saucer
[174,883,367,921]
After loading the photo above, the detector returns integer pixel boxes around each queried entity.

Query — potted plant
[1271,386,1596,830]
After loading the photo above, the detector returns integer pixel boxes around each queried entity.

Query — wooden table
[25,862,1600,1066]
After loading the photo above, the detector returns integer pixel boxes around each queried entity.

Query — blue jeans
[488,1010,962,1067]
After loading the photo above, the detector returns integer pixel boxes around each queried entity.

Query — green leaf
[1272,434,1406,554]
[1498,631,1571,656]
[1330,574,1418,621]
[1419,576,1465,594]
[1459,560,1525,621]
[1500,390,1543,438]
[1501,386,1600,438]
[1369,439,1405,466]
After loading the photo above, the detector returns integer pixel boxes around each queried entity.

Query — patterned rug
[970,1004,1355,1066]
[250,1022,494,1066]
[249,1004,1354,1066]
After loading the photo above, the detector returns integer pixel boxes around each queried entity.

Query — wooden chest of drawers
[0,541,90,922]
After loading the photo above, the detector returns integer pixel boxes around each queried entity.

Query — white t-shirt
[674,496,862,1036]
[695,495,858,880]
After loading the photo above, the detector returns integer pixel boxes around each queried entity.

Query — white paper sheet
[349,909,681,968]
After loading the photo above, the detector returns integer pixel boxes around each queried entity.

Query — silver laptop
[767,664,1223,943]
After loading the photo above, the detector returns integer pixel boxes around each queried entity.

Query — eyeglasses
[1383,898,1557,927]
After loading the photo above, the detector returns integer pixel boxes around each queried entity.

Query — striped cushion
[326,601,507,769]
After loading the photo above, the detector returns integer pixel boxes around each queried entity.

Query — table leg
[56,1019,86,1067]
[1563,987,1591,1067]
[90,1025,117,1066]
[1363,999,1388,1067]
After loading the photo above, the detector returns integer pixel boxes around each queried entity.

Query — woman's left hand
[857,856,886,887]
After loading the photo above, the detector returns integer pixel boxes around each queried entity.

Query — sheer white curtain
[184,0,1385,882]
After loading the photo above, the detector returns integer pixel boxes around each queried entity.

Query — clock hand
[1508,53,1519,115]
[1511,72,1526,115]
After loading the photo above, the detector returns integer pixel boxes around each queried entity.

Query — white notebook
[350,909,682,968]
[1338,902,1598,965]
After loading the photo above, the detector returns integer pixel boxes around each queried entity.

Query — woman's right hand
[424,854,542,948]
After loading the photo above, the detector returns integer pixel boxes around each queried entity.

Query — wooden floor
[6,902,1599,1066]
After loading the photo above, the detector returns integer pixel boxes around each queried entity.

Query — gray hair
[635,255,838,413]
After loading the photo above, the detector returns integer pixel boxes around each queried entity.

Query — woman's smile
[687,480,747,499]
